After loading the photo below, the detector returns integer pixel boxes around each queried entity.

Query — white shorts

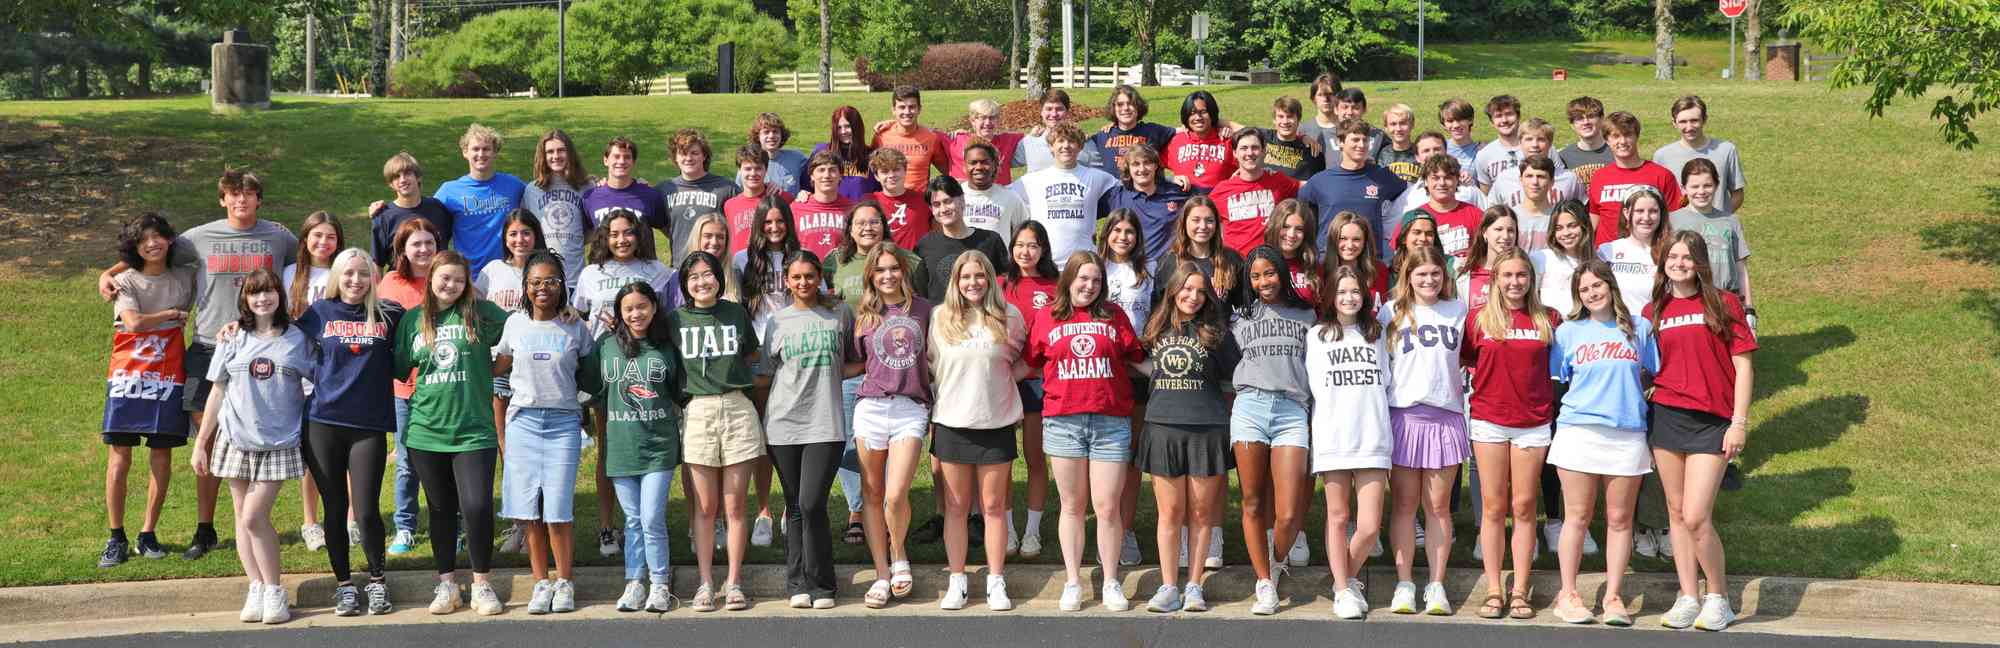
[1467,418,1553,448]
[852,396,929,451]
[1547,424,1652,476]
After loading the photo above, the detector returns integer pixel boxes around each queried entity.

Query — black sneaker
[910,515,945,544]
[135,534,167,559]
[1721,462,1746,491]
[98,538,129,568]
[365,581,394,615]
[182,530,218,561]
[333,584,363,617]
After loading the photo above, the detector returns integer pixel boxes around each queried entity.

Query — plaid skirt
[209,432,303,482]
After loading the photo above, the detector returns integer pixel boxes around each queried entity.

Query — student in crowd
[742,112,808,195]
[1215,128,1302,256]
[377,218,438,555]
[283,211,344,554]
[98,169,300,562]
[1261,96,1326,181]
[957,143,1027,239]
[1298,73,1345,166]
[494,251,592,615]
[1598,188,1671,319]
[1403,155,1485,265]
[918,175,1011,303]
[811,106,884,200]
[849,246,934,608]
[826,200,923,304]
[1438,98,1484,184]
[662,128,740,264]
[1559,96,1613,186]
[734,195,804,547]
[1392,211,1453,277]
[1311,266,1395,620]
[1548,260,1658,627]
[795,151,856,259]
[1506,155,1561,253]
[100,213,195,569]
[1002,221,1060,558]
[762,251,858,610]
[1335,88,1389,158]
[1102,143,1189,265]
[1460,249,1559,620]
[1488,120,1584,212]
[1156,195,1246,311]
[869,148,933,251]
[393,251,509,616]
[1375,104,1421,182]
[1165,91,1235,194]
[928,251,1029,611]
[1645,230,1757,632]
[1098,209,1156,567]
[669,250,764,613]
[1654,96,1747,214]
[436,124,527,271]
[190,268,315,624]
[873,86,949,193]
[1299,119,1408,257]
[1017,90,1088,175]
[1139,260,1240,613]
[582,136,668,233]
[1266,200,1322,304]
[941,99,1025,186]
[474,210,541,320]
[1379,247,1467,617]
[678,213,743,304]
[370,152,454,267]
[1087,85,1177,178]
[1670,158,1754,326]
[1472,95,1525,193]
[1531,202,1598,334]
[588,282,686,615]
[1456,206,1521,312]
[524,129,589,285]
[573,209,675,555]
[1230,245,1317,615]
[725,146,792,259]
[1323,210,1390,305]
[1587,112,1684,247]
[1388,132,1488,239]
[1019,122,1120,269]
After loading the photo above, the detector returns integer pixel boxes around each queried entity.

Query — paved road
[23,616,1983,648]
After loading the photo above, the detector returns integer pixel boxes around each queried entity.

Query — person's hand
[1722,420,1747,461]
[557,309,582,325]
[368,200,387,218]
[873,119,894,133]
[1217,124,1236,139]
[216,321,242,344]
[1746,312,1759,334]
[596,310,617,333]
[98,272,120,301]
[1096,123,1113,134]
[190,443,211,477]
[1174,175,1192,191]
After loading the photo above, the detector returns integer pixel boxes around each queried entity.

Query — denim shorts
[500,407,584,523]
[1228,387,1311,448]
[1042,413,1133,463]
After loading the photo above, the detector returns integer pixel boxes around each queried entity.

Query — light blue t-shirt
[1551,316,1659,431]
[435,172,528,271]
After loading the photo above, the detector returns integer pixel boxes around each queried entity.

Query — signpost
[1191,12,1209,85]
[1720,0,1747,79]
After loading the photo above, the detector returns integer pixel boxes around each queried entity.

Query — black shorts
[931,423,1017,465]
[182,342,217,413]
[1137,422,1234,478]
[1649,402,1727,455]
[1018,379,1045,414]
[102,432,189,449]
[1128,375,1152,405]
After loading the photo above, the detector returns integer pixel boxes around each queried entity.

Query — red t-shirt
[793,195,852,259]
[871,190,933,252]
[1003,275,1059,325]
[1459,305,1559,427]
[1586,161,1685,247]
[873,125,948,193]
[1644,292,1757,419]
[942,131,1026,186]
[1287,257,1317,304]
[1027,306,1143,417]
[1422,202,1487,263]
[1213,172,1301,256]
[723,188,793,259]
[1462,266,1493,312]
[1165,131,1236,192]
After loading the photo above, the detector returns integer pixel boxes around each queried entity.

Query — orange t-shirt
[873,125,947,193]
[378,271,427,399]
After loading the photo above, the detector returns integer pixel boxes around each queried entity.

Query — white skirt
[1547,423,1653,477]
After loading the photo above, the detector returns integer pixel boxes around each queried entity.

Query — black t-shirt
[371,198,455,267]
[916,229,1010,302]
[1259,129,1326,181]
[1144,320,1241,426]
[1375,143,1420,183]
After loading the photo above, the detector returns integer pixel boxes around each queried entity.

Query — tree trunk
[369,0,388,95]
[30,64,46,99]
[391,0,406,63]
[1025,0,1050,99]
[137,58,152,95]
[816,0,832,93]
[1653,0,1675,80]
[104,62,133,97]
[1137,0,1157,86]
[73,64,89,98]
[1743,0,1762,80]
[1008,0,1021,89]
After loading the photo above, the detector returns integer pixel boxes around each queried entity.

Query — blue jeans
[393,396,420,533]
[613,469,676,583]
[838,376,864,515]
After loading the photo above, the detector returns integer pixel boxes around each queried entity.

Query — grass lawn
[1,74,1996,588]
[1430,37,1746,81]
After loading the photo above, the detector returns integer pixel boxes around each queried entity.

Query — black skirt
[1648,402,1727,455]
[1137,422,1233,477]
[932,423,1018,465]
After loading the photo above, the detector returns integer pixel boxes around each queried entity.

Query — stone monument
[211,29,271,113]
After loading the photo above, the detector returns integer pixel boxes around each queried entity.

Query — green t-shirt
[667,300,761,396]
[583,335,685,477]
[394,300,509,453]
[824,246,926,305]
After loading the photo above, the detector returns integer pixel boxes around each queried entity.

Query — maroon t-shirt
[1460,305,1559,428]
[853,298,935,403]
[1586,161,1685,248]
[793,195,852,259]
[1644,292,1757,419]
[1027,306,1143,417]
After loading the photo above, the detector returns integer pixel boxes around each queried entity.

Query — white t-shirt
[1103,260,1154,333]
[1016,165,1120,269]
[1596,238,1658,319]
[475,260,526,313]
[961,184,1027,240]
[1376,298,1468,411]
[1530,249,1585,318]
[494,313,591,411]
[1472,139,1521,189]
[1486,169,1583,210]
[1307,323,1393,472]
[1512,204,1555,255]
[280,264,330,309]
[927,305,1028,429]
[573,259,676,338]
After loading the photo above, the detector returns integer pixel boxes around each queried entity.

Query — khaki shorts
[683,392,766,467]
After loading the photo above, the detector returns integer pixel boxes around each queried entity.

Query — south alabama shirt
[1028,306,1143,418]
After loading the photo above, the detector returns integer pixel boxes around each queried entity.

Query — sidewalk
[4,563,1997,644]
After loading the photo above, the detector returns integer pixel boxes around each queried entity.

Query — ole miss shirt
[1460,306,1559,428]
[792,195,852,259]
[1644,292,1757,420]
[1028,307,1143,417]
[1213,172,1301,256]
[1586,161,1684,247]
[1165,130,1235,193]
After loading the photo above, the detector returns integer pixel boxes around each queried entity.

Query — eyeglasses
[527,278,564,288]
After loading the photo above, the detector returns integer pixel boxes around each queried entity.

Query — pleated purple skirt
[1390,404,1470,470]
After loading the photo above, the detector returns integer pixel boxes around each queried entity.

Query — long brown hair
[1650,230,1739,341]
[1050,251,1113,322]
[1316,265,1382,343]
[827,106,872,175]
[532,129,588,189]
[1570,258,1637,343]
[235,268,291,333]
[391,217,443,279]
[1166,195,1237,296]
[289,210,343,317]
[855,245,915,332]
[1143,260,1224,350]
[1317,210,1375,308]
[1461,205,1519,277]
[1097,209,1151,286]
[1266,198,1319,277]
[418,251,485,347]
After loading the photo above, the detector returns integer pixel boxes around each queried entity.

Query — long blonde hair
[1387,247,1456,353]
[418,251,484,347]
[686,212,741,302]
[855,245,915,332]
[1474,248,1553,344]
[934,251,1010,345]
[323,248,385,329]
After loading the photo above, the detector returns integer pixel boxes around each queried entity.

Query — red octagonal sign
[1719,0,1747,18]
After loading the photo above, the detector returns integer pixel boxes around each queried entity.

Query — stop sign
[1719,0,1747,17]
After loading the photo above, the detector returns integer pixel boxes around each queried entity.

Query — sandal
[889,560,914,598]
[843,521,866,545]
[864,579,892,609]
[1508,588,1535,619]
[723,584,750,611]
[1476,592,1506,619]
[1601,596,1634,627]
[690,583,716,613]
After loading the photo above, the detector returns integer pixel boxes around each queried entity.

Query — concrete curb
[5,563,1998,629]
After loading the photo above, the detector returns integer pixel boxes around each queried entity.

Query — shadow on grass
[1739,393,1866,474]
[1752,325,1857,401]
[1919,184,2000,356]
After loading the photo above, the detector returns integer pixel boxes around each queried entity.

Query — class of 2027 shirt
[1028,306,1144,417]
[1144,320,1242,427]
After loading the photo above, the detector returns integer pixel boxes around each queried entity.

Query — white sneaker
[646,583,676,613]
[1146,584,1182,613]
[551,578,576,613]
[1582,528,1601,555]
[389,528,416,555]
[751,515,774,547]
[1251,579,1279,615]
[498,523,525,554]
[940,573,969,610]
[1694,593,1735,631]
[1333,588,1365,619]
[1389,581,1418,614]
[789,593,812,608]
[1423,581,1453,615]
[1102,581,1130,612]
[428,580,461,614]
[1006,523,1020,556]
[240,581,264,622]
[261,583,291,624]
[986,574,1013,611]
[1058,581,1083,611]
[348,520,363,547]
[301,523,326,551]
[1287,530,1310,567]
[527,579,555,615]
[812,596,835,609]
[1661,594,1701,628]
[471,582,504,615]
[1542,519,1564,554]
[1119,531,1142,566]
[1182,583,1208,612]
[1657,528,1676,558]
[1415,519,1427,548]
[1347,579,1370,614]
[1019,531,1042,559]
[598,527,621,557]
[616,580,646,612]
[1635,528,1660,558]
[1205,527,1224,568]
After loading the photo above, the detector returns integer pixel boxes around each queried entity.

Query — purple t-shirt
[853,298,934,403]
[581,181,668,230]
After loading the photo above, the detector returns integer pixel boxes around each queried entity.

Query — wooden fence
[1802,50,1845,82]
[643,75,691,95]
[767,70,871,93]
[1016,65,1252,88]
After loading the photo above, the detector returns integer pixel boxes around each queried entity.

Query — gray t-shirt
[763,303,855,445]
[1652,138,1746,214]
[1668,206,1751,292]
[172,219,299,345]
[112,267,196,332]
[1229,302,1316,404]
[494,313,592,411]
[208,325,316,451]
[523,178,588,285]
[663,174,741,264]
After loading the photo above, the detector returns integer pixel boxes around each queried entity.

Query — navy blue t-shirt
[371,198,454,267]
[1102,184,1189,264]
[1087,122,1178,178]
[296,299,407,432]
[1297,163,1409,253]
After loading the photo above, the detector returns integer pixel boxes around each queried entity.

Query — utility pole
[1416,0,1425,81]
[305,13,316,94]
[557,0,566,97]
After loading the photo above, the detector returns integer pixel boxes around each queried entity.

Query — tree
[851,0,923,73]
[368,0,388,95]
[817,0,831,91]
[1024,0,1050,98]
[1240,0,1439,80]
[1008,0,1021,89]
[1653,0,1674,80]
[1786,0,2000,149]
[1116,0,1200,86]
[1742,0,1760,81]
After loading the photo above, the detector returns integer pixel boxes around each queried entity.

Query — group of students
[92,79,1755,630]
